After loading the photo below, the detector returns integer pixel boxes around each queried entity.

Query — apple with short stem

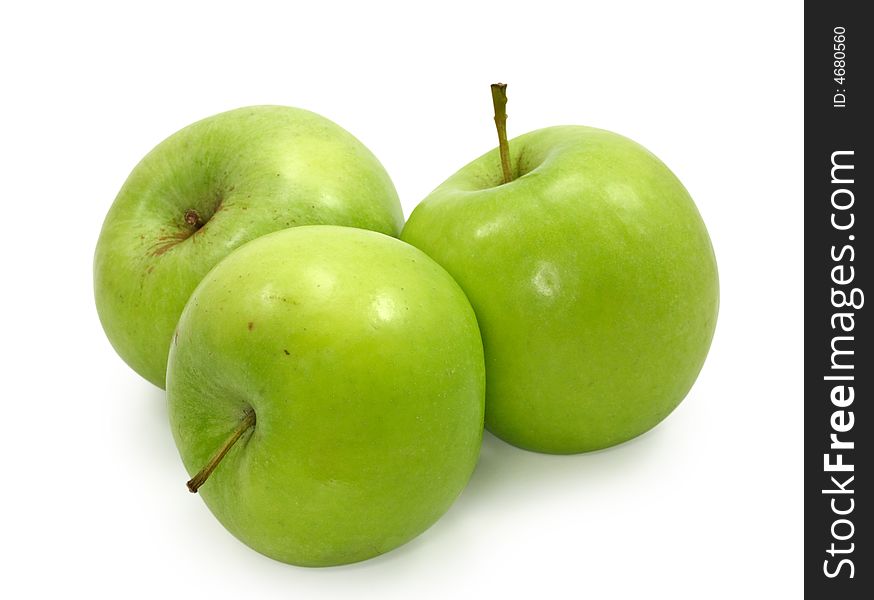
[401,84,719,454]
[169,225,485,566]
[95,106,404,388]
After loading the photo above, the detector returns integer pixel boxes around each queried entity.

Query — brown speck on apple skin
[248,322,254,331]
[283,349,290,356]
[149,231,190,257]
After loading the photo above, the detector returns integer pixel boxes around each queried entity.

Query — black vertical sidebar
[805,2,871,597]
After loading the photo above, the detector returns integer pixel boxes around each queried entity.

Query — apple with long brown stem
[167,225,485,566]
[402,84,719,453]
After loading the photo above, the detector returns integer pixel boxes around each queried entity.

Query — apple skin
[167,225,485,567]
[401,126,718,454]
[94,106,404,388]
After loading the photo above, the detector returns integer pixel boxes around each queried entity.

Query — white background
[1,1,802,598]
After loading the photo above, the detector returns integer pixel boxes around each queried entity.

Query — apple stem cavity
[187,408,256,493]
[490,82,512,184]
[184,209,205,230]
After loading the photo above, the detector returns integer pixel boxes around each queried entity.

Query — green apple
[401,97,718,454]
[168,225,485,567]
[94,106,403,388]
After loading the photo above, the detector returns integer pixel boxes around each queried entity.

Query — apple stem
[490,83,512,184]
[184,209,204,229]
[186,409,256,493]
